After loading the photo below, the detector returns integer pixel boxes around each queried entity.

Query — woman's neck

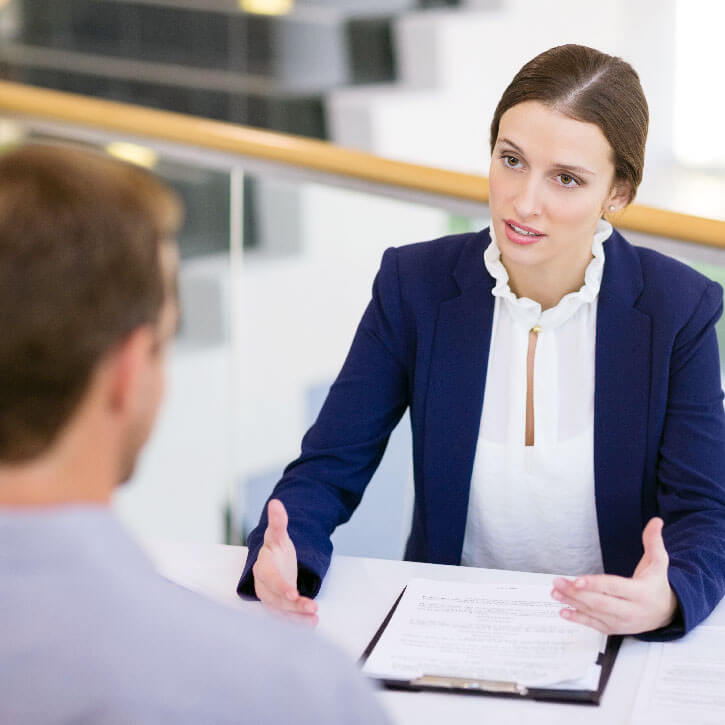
[504,243,594,310]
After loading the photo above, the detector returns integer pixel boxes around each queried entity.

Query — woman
[237,45,725,639]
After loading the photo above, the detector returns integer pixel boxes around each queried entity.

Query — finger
[257,589,318,616]
[280,611,320,628]
[553,574,634,600]
[256,579,318,615]
[265,499,289,548]
[253,551,298,601]
[559,606,612,634]
[641,517,668,567]
[260,596,319,624]
[551,587,631,623]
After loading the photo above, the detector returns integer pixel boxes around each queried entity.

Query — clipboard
[359,587,622,705]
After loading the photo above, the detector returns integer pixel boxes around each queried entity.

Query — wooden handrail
[0,80,723,249]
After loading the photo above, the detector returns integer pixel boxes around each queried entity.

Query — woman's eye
[557,173,579,187]
[503,155,521,168]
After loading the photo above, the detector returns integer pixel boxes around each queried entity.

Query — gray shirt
[0,506,390,724]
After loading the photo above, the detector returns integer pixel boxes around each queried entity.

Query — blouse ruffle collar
[483,219,613,329]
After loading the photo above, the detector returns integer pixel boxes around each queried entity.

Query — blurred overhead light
[106,141,158,169]
[239,0,293,15]
[0,120,25,149]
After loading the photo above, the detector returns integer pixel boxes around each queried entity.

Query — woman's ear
[604,181,632,215]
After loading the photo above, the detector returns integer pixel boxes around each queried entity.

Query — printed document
[631,625,725,724]
[362,577,604,688]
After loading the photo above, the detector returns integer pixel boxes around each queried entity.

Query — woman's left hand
[550,517,678,635]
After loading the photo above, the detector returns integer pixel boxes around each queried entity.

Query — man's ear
[107,327,156,414]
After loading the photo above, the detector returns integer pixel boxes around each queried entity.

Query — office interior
[1,0,723,556]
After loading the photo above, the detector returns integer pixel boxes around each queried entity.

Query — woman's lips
[504,220,546,246]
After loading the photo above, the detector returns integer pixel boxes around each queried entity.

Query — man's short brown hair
[0,143,182,461]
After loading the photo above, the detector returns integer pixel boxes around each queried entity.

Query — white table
[143,540,725,725]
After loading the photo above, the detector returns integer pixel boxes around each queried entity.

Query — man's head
[0,143,182,489]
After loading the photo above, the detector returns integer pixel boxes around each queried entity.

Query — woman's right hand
[252,499,319,625]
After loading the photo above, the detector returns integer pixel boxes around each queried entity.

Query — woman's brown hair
[490,44,649,204]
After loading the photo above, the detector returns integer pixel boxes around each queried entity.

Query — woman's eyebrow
[496,137,595,177]
[496,137,527,156]
[554,163,595,177]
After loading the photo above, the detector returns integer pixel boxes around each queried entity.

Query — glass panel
[2,113,723,554]
[233,175,481,557]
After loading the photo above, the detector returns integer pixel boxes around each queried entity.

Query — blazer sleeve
[643,280,725,640]
[238,247,410,598]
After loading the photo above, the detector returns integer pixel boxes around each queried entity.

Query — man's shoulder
[102,574,388,725]
[0,541,386,725]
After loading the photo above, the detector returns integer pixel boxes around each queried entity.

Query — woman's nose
[513,178,543,219]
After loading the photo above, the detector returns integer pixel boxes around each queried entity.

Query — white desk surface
[143,540,725,725]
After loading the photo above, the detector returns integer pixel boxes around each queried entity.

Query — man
[0,144,389,724]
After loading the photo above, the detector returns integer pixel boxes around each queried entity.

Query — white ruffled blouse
[460,219,614,576]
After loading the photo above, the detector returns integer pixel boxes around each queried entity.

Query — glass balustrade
[1,114,724,558]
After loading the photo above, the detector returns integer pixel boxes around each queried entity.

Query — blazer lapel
[595,231,652,576]
[423,231,495,565]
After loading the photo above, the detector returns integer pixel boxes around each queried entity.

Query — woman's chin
[499,237,548,268]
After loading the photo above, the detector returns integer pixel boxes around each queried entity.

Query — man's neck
[0,421,117,507]
[0,475,111,507]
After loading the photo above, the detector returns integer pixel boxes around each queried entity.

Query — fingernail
[305,602,317,613]
[575,578,586,589]
[561,609,571,619]
[552,590,562,601]
[286,591,298,601]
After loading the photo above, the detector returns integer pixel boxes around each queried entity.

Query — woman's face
[489,100,627,277]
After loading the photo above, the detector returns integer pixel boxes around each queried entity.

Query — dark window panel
[133,5,230,69]
[120,79,231,121]
[69,0,124,56]
[13,65,118,98]
[262,94,326,138]
[156,161,231,258]
[228,93,326,139]
[10,60,325,137]
[20,0,75,49]
[227,14,275,76]
[243,178,260,251]
[346,16,395,84]
[416,0,463,6]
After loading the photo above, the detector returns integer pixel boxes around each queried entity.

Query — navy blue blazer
[239,227,725,639]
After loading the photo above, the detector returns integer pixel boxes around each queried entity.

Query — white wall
[327,0,678,191]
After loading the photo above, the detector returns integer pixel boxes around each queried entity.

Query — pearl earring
[609,205,615,212]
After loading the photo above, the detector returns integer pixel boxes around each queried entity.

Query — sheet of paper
[362,577,603,688]
[630,626,725,725]
[546,663,602,691]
